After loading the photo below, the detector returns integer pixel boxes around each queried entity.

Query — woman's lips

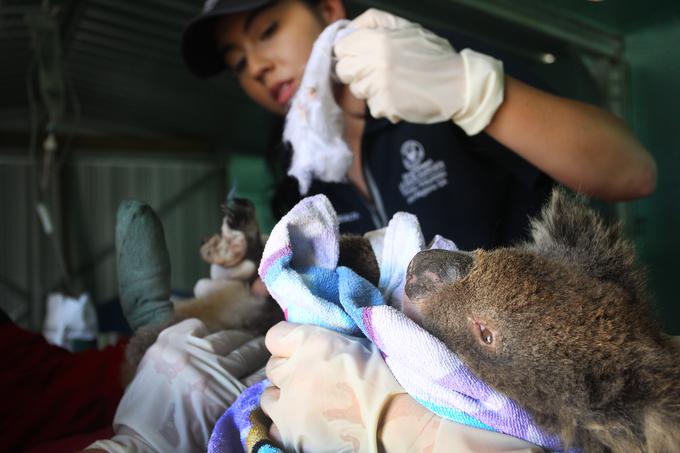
[271,80,296,105]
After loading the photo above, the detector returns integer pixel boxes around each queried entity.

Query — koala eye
[480,326,493,345]
[468,317,497,349]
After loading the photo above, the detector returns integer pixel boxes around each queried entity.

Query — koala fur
[404,188,680,452]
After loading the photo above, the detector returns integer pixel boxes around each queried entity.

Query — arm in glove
[86,319,269,453]
[334,9,655,200]
[334,8,503,135]
[260,322,545,453]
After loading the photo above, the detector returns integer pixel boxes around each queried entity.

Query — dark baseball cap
[182,0,275,78]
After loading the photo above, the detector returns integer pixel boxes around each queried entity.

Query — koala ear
[526,188,641,292]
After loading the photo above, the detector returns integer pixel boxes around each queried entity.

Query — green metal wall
[626,19,680,334]
[226,153,276,234]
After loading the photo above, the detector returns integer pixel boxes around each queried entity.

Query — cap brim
[182,0,274,78]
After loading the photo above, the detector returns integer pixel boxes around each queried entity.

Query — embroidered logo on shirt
[398,140,449,205]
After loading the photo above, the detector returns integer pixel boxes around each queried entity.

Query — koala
[124,199,380,381]
[124,199,280,381]
[404,188,680,453]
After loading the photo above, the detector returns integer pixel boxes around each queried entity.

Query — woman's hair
[266,117,302,221]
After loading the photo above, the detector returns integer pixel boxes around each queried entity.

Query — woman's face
[214,0,345,116]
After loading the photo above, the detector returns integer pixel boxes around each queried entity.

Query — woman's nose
[247,52,273,84]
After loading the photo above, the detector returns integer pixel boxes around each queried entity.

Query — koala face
[405,248,643,384]
[403,189,680,451]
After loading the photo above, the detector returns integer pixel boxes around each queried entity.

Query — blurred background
[1,0,678,335]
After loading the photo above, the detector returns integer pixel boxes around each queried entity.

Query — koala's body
[125,199,379,381]
[404,189,680,452]
[124,199,280,381]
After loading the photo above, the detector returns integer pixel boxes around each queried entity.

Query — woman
[182,0,655,249]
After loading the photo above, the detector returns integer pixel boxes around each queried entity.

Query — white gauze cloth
[283,20,353,195]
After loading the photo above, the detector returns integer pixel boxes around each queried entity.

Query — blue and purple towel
[208,195,567,452]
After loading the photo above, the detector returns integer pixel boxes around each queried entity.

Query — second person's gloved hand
[334,8,504,136]
[87,318,270,452]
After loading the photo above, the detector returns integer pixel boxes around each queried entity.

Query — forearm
[485,76,657,201]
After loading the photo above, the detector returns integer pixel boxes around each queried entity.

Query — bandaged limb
[88,319,269,453]
[261,322,544,453]
[334,9,504,135]
[116,200,173,330]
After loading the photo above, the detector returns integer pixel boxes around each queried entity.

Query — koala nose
[405,249,473,302]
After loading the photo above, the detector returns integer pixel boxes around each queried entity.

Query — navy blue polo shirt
[306,30,554,251]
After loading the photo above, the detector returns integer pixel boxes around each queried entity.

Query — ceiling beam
[350,0,622,59]
[441,0,623,58]
[59,0,89,57]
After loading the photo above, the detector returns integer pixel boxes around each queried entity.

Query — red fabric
[26,426,115,453]
[0,322,127,451]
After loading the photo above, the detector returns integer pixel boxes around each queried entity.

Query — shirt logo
[400,140,425,171]
[398,140,449,205]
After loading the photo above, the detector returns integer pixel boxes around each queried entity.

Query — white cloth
[88,319,269,453]
[283,20,354,195]
[42,292,98,350]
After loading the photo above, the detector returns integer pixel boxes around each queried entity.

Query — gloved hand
[87,318,269,453]
[334,8,504,135]
[260,321,407,452]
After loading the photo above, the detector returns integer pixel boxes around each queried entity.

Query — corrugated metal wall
[0,155,34,326]
[0,149,230,330]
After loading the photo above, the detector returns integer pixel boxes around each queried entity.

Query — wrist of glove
[380,395,545,453]
[334,8,504,135]
[260,322,406,453]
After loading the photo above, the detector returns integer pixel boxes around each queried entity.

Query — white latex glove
[260,321,407,452]
[87,319,269,453]
[334,8,504,135]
